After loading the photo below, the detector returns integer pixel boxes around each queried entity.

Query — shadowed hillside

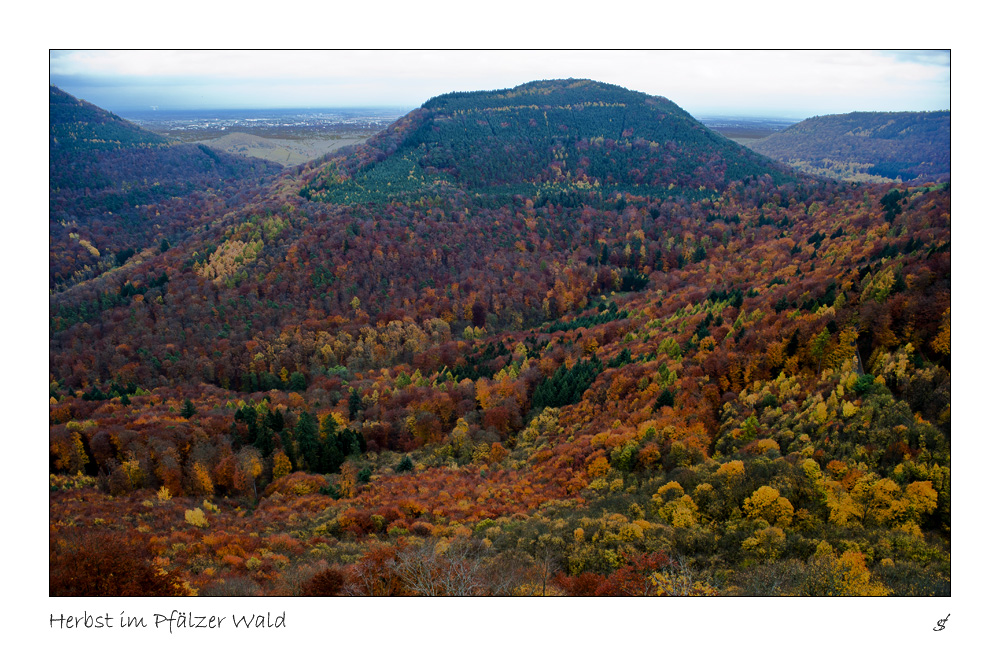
[746,111,950,183]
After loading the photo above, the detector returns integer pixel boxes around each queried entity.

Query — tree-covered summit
[300,79,798,204]
[421,78,687,116]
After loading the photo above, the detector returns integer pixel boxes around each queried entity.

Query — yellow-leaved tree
[234,447,263,498]
[653,483,699,527]
[52,431,90,475]
[272,450,292,480]
[716,460,745,479]
[850,474,939,527]
[930,307,950,355]
[742,526,787,561]
[184,507,208,528]
[339,461,357,499]
[850,474,905,526]
[805,548,891,596]
[450,418,473,463]
[903,481,938,521]
[743,485,794,527]
[189,462,214,496]
[823,480,862,526]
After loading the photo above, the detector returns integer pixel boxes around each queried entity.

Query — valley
[698,114,799,145]
[48,80,950,598]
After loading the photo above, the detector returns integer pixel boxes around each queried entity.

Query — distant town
[119,107,407,139]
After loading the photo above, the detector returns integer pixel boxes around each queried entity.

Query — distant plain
[121,107,406,167]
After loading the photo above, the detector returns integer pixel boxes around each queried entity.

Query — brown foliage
[50,530,184,596]
[552,571,607,595]
[300,567,346,596]
[346,545,407,596]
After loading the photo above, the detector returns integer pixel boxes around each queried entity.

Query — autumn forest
[48,79,950,597]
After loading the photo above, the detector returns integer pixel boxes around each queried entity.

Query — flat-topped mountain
[300,79,797,203]
[746,110,950,183]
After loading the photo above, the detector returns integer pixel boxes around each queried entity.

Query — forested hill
[746,111,950,183]
[50,80,950,597]
[299,79,799,204]
[49,86,282,290]
[50,85,170,153]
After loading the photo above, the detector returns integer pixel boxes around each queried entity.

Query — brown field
[188,131,369,167]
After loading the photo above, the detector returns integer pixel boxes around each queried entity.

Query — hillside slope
[746,111,950,183]
[49,86,282,289]
[50,85,170,153]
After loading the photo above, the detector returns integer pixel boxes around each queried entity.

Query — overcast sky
[49,50,950,119]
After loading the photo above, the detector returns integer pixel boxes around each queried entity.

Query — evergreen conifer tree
[296,411,320,471]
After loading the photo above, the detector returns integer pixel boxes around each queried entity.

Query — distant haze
[50,50,950,120]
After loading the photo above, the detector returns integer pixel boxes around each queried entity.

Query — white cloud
[50,50,951,117]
